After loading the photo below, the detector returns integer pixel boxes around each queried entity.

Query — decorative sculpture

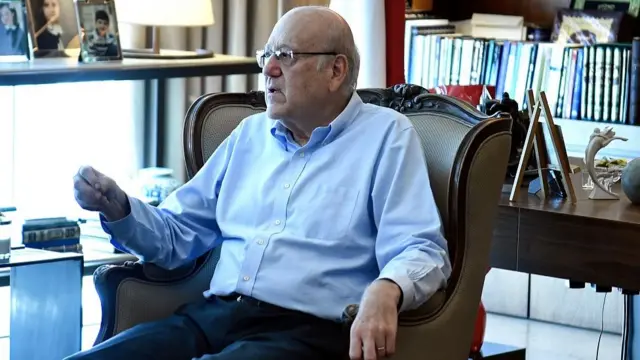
[584,126,628,200]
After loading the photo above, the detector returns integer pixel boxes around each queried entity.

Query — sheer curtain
[329,0,387,88]
[0,87,15,208]
[0,26,146,220]
[11,82,143,220]
[329,0,406,88]
[0,84,143,219]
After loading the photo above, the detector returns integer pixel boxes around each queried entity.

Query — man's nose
[262,56,282,77]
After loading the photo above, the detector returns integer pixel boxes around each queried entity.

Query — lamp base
[122,48,214,60]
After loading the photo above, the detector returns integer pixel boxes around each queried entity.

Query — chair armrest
[341,289,446,325]
[93,250,218,345]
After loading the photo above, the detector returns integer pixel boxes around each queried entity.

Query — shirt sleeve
[372,126,452,312]
[100,124,242,270]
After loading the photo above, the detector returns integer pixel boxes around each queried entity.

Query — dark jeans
[65,294,349,360]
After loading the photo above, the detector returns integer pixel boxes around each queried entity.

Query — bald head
[269,6,360,92]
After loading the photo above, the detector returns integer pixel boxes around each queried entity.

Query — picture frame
[0,0,33,62]
[570,0,640,17]
[540,121,561,171]
[538,92,577,203]
[510,90,577,204]
[73,0,121,62]
[551,9,625,45]
[26,0,81,57]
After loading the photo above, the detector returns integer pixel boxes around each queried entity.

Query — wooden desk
[490,185,640,359]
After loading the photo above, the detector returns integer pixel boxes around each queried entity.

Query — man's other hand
[73,165,129,222]
[349,280,401,360]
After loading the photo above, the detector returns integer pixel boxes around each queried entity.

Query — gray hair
[345,44,360,91]
[315,10,360,94]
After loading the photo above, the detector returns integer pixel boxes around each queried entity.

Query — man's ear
[330,54,348,91]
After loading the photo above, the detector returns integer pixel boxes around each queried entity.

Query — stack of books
[22,217,82,253]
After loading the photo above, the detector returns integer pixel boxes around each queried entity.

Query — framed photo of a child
[74,0,120,62]
[26,0,81,58]
[0,0,32,62]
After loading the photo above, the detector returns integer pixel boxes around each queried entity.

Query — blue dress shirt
[103,92,452,321]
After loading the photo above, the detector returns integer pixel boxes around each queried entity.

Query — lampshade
[116,0,215,27]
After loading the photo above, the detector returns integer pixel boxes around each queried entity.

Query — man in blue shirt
[69,5,451,360]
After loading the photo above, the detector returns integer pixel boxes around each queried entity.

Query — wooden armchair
[92,84,512,360]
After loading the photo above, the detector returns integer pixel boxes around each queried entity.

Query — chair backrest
[184,91,267,179]
[183,84,511,309]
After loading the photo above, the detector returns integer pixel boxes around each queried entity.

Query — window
[0,87,14,208]
[1,81,145,220]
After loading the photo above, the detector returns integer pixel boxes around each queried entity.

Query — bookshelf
[407,35,638,124]
[406,5,640,160]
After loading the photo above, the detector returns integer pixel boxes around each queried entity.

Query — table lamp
[115,0,215,59]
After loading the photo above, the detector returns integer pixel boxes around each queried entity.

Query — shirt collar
[270,92,363,149]
[47,24,63,36]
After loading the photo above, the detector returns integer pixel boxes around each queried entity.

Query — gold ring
[377,347,385,351]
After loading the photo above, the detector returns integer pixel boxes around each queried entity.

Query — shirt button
[274,220,281,225]
[283,183,290,189]
[243,276,250,281]
[299,152,305,157]
[257,239,264,245]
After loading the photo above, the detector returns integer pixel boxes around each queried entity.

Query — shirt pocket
[288,185,360,240]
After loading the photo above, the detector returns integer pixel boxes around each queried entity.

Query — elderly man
[69,5,450,360]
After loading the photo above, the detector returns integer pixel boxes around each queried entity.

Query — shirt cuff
[100,197,146,247]
[377,270,414,312]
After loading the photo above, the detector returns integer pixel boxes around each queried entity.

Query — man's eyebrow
[265,42,292,51]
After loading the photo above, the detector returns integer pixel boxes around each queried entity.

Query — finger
[74,176,99,199]
[74,184,101,210]
[79,166,114,196]
[74,173,109,207]
[375,331,387,359]
[363,333,376,360]
[385,326,397,356]
[96,173,113,194]
[78,166,100,189]
[73,172,91,189]
[349,327,363,359]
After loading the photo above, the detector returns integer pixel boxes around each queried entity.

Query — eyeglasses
[256,49,338,68]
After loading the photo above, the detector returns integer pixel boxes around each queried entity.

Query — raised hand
[73,165,130,221]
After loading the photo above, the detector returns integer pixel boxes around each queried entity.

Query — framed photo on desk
[26,0,81,57]
[0,0,32,62]
[74,0,122,62]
